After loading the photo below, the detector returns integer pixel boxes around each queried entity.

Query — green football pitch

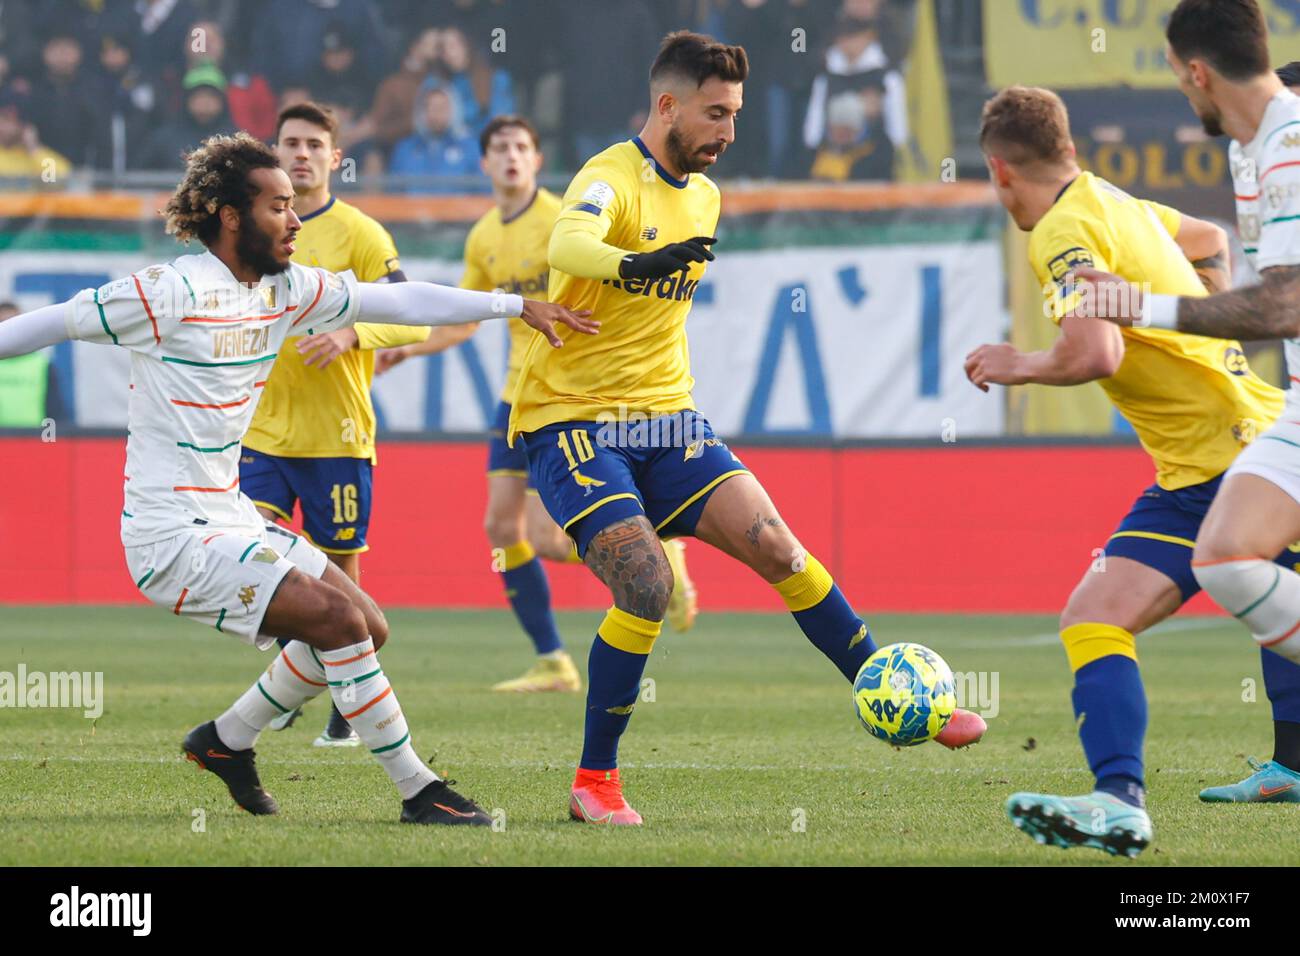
[1,606,1295,866]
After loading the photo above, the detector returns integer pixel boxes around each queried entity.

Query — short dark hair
[1278,61,1300,88]
[275,100,339,146]
[479,114,539,156]
[163,132,281,246]
[1167,0,1271,82]
[649,30,748,89]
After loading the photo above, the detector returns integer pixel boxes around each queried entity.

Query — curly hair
[162,131,282,246]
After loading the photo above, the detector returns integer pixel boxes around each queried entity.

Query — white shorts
[124,523,329,649]
[1227,418,1300,507]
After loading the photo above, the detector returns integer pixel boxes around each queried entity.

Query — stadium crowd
[0,0,915,186]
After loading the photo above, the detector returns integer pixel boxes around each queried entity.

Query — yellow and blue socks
[580,608,661,771]
[1061,623,1147,808]
[775,554,876,681]
[319,637,436,799]
[500,541,563,656]
[216,640,330,750]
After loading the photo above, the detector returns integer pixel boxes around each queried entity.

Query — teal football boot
[1006,790,1152,858]
[1199,757,1300,803]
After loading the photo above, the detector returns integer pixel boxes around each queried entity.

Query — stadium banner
[0,436,1215,614]
[985,0,1300,90]
[0,185,1006,440]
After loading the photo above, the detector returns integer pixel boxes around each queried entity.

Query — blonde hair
[979,86,1075,168]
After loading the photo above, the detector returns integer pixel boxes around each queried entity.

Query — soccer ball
[853,642,957,746]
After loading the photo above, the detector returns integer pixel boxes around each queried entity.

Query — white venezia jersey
[1231,88,1300,405]
[64,250,360,545]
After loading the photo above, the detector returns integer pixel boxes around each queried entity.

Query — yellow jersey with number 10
[1029,171,1284,490]
[460,188,561,400]
[242,196,427,463]
[507,138,721,444]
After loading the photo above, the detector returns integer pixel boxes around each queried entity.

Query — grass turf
[0,606,1295,866]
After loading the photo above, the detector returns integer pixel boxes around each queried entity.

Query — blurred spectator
[0,91,71,180]
[101,0,200,94]
[91,33,156,173]
[0,300,68,428]
[279,85,315,113]
[388,84,479,191]
[29,30,99,167]
[556,0,661,164]
[0,1,40,85]
[310,23,378,118]
[808,85,894,180]
[803,4,908,178]
[422,25,512,138]
[249,0,389,92]
[368,27,440,152]
[135,64,237,169]
[184,19,278,141]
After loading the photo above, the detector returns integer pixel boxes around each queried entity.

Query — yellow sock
[1060,622,1137,672]
[499,540,536,572]
[773,554,834,612]
[597,607,662,655]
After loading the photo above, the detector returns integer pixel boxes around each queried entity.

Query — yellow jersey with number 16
[507,138,721,445]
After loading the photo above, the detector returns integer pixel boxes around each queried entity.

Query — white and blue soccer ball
[853,642,957,746]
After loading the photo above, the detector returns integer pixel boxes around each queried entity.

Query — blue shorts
[487,400,529,478]
[239,448,373,554]
[518,410,749,557]
[1107,474,1295,601]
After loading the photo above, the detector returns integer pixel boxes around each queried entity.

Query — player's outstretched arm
[1070,265,1300,340]
[549,214,715,282]
[965,314,1124,391]
[355,281,596,348]
[0,302,72,359]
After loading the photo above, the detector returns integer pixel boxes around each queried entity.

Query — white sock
[318,637,437,799]
[215,641,329,750]
[1194,557,1300,663]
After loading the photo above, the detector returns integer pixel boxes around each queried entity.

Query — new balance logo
[641,226,658,241]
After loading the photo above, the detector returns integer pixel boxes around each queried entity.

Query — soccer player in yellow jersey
[381,116,700,693]
[966,85,1299,855]
[240,102,427,746]
[507,31,985,826]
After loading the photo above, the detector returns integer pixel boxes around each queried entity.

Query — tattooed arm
[1171,213,1231,294]
[1174,264,1300,340]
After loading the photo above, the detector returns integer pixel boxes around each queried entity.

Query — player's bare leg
[185,565,491,825]
[692,473,986,750]
[487,475,580,692]
[569,515,674,825]
[1007,557,1178,856]
[1192,475,1300,803]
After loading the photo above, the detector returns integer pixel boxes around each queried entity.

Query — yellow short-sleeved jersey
[1029,172,1284,489]
[460,189,561,399]
[242,196,426,462]
[507,138,721,444]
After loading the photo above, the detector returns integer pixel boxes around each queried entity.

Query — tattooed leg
[584,515,674,622]
[693,473,806,583]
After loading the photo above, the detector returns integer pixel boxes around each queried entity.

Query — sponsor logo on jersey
[683,437,723,460]
[1046,246,1096,289]
[238,583,259,609]
[1233,417,1261,445]
[144,267,164,283]
[641,226,658,241]
[1239,214,1261,242]
[1224,347,1249,376]
[1282,133,1300,149]
[250,548,280,564]
[601,271,702,302]
[211,326,271,360]
[497,269,549,296]
[1266,182,1300,209]
[259,286,276,310]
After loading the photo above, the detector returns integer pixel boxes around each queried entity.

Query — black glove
[618,236,716,281]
